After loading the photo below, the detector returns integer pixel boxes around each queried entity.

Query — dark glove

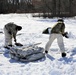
[45,50,48,54]
[14,39,16,42]
[62,32,69,38]
[62,52,66,57]
[15,42,23,46]
[8,31,12,35]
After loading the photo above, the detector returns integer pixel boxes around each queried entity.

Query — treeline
[0,0,76,17]
[0,0,34,13]
[39,0,76,17]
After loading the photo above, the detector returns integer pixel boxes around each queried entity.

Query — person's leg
[8,37,12,46]
[57,34,66,57]
[4,27,12,47]
[45,34,56,53]
[4,27,8,47]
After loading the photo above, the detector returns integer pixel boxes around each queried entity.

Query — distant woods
[0,0,34,13]
[0,0,76,17]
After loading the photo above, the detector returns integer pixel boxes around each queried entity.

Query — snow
[0,13,76,75]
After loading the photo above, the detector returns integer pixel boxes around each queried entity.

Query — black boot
[4,46,10,49]
[62,52,66,57]
[45,50,48,54]
[8,45,12,47]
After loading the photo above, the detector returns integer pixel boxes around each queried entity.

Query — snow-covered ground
[0,14,76,75]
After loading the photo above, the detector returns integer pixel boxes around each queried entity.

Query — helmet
[57,19,64,22]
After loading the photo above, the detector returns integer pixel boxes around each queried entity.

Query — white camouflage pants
[4,27,12,47]
[45,34,65,53]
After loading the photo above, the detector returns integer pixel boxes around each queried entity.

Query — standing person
[4,22,22,48]
[45,19,66,57]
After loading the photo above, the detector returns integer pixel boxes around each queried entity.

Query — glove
[8,31,12,35]
[15,42,23,46]
[14,39,16,42]
[62,32,69,38]
[45,50,48,54]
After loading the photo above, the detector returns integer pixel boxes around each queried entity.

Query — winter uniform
[45,19,66,57]
[4,22,22,47]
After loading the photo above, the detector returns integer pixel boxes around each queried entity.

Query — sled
[22,42,42,49]
[9,44,45,62]
[10,52,45,62]
[20,52,45,62]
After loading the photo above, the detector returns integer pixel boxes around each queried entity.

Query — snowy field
[0,14,76,75]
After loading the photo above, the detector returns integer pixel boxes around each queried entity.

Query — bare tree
[52,0,56,15]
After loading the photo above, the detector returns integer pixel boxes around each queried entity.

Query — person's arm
[61,23,65,34]
[13,32,17,43]
[13,25,18,43]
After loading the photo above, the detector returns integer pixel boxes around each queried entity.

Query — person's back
[5,23,18,37]
[51,20,65,34]
[5,23,17,34]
